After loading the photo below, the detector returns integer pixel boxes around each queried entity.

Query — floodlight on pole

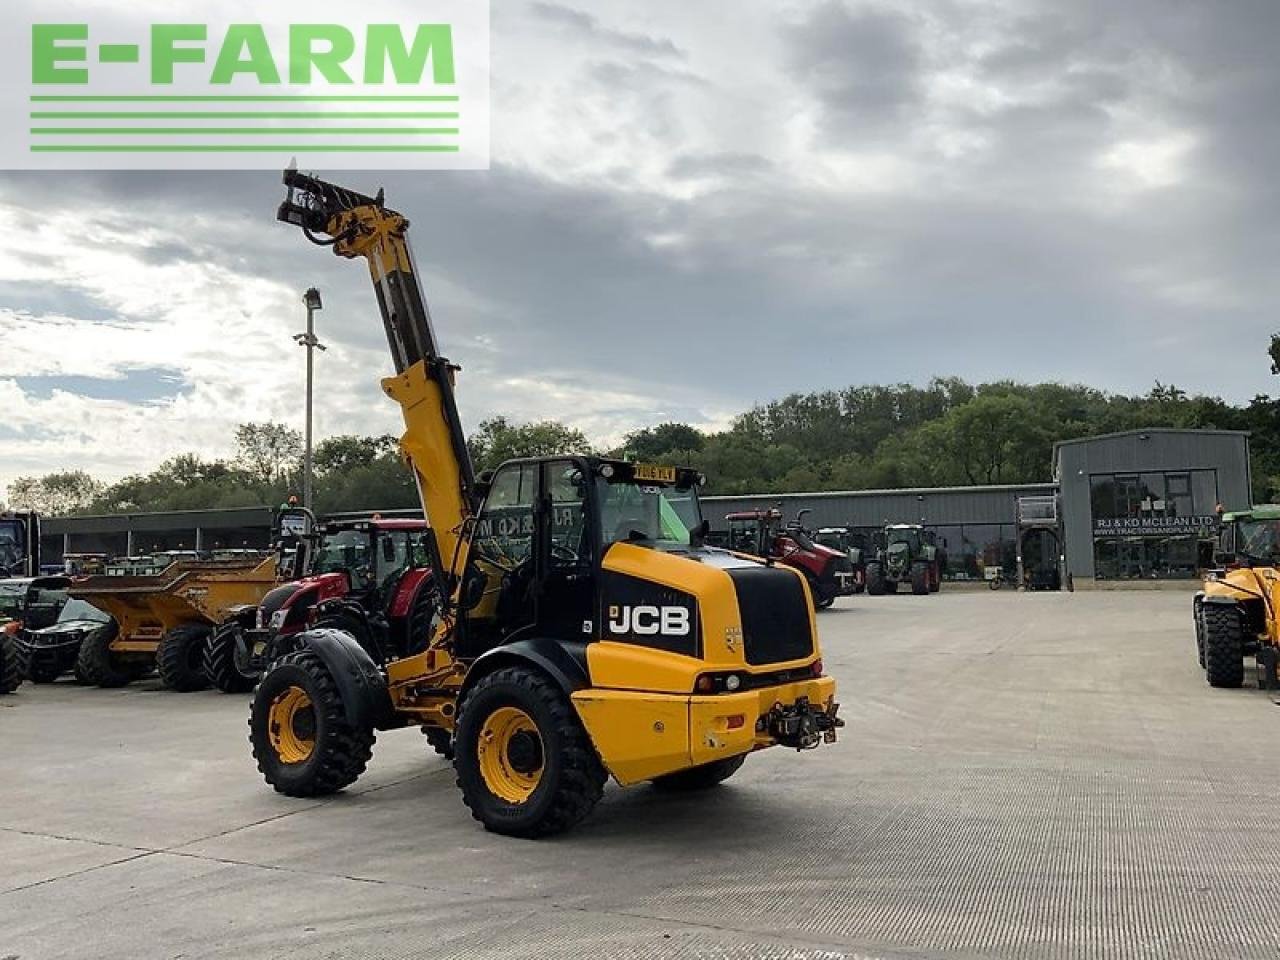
[295,288,327,511]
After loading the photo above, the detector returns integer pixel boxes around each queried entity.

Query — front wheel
[0,634,22,694]
[910,561,929,595]
[157,624,212,692]
[204,622,258,693]
[249,650,375,796]
[75,623,141,687]
[866,562,887,596]
[1193,597,1207,668]
[651,754,746,791]
[1203,604,1244,689]
[454,666,606,838]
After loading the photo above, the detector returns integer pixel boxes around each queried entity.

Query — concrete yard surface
[3,590,1279,959]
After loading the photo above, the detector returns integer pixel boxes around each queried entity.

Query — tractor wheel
[249,650,374,797]
[157,624,212,692]
[929,563,941,593]
[885,579,899,594]
[402,584,437,658]
[21,646,62,684]
[805,574,835,611]
[423,726,454,760]
[910,561,929,595]
[1203,603,1245,689]
[866,562,887,596]
[75,623,139,688]
[204,622,258,694]
[1193,597,1207,668]
[0,634,23,694]
[454,666,606,838]
[651,754,746,791]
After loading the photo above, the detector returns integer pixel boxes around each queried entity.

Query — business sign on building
[1092,515,1219,538]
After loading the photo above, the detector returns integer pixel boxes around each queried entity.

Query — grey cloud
[528,2,684,58]
[785,2,924,138]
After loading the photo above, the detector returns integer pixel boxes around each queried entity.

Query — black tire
[157,624,212,692]
[249,649,375,797]
[885,579,899,594]
[866,562,887,596]
[1203,603,1245,689]
[0,634,23,694]
[423,726,454,760]
[910,561,929,595]
[805,574,835,611]
[204,622,258,694]
[651,754,746,791]
[455,666,606,838]
[929,563,941,593]
[403,584,436,658]
[21,645,62,684]
[75,622,138,688]
[1193,597,1206,668]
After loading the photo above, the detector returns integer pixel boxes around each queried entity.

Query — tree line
[6,379,1280,517]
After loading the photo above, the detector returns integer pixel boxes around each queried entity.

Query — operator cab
[460,457,706,657]
[311,519,425,605]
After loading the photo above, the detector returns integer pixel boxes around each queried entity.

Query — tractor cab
[0,511,40,579]
[722,508,854,609]
[311,518,425,605]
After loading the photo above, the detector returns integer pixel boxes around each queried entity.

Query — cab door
[535,460,596,641]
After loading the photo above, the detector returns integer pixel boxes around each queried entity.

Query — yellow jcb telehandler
[1195,505,1280,688]
[249,171,842,837]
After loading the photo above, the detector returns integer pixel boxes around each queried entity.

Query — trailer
[69,556,279,690]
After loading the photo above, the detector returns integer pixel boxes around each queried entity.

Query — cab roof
[1223,505,1280,523]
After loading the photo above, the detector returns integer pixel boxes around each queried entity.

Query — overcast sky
[2,0,1278,495]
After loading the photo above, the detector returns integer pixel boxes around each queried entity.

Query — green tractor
[865,524,944,596]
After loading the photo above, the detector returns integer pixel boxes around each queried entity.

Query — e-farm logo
[5,3,489,170]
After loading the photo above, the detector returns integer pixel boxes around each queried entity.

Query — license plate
[633,463,676,483]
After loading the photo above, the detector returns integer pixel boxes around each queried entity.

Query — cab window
[474,464,538,568]
[546,462,590,569]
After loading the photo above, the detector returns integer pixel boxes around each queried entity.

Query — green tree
[234,422,303,485]
[6,471,103,516]
[466,417,591,472]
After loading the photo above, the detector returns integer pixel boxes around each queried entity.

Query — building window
[1089,468,1219,579]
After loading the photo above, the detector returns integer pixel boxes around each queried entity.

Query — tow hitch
[761,697,843,750]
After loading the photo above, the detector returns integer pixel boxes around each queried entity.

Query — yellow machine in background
[70,556,278,690]
[248,171,841,838]
[1195,505,1280,689]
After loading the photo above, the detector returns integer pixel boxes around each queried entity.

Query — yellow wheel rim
[477,706,544,804]
[267,685,316,764]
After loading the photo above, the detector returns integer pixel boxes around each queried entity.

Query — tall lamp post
[294,288,326,511]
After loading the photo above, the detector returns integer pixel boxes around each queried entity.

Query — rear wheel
[651,754,746,791]
[402,585,437,658]
[157,624,212,692]
[910,561,929,595]
[204,622,258,694]
[866,562,887,596]
[249,650,374,796]
[423,726,454,760]
[0,634,22,694]
[1203,603,1245,689]
[929,563,941,592]
[805,574,835,610]
[455,666,606,838]
[75,623,141,688]
[21,646,62,684]
[1193,597,1207,668]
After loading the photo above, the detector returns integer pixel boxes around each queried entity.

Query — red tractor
[724,509,855,609]
[203,516,435,693]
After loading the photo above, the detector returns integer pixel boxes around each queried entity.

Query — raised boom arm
[278,170,476,608]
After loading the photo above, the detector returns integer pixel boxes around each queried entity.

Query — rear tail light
[695,675,714,693]
[726,714,745,730]
[811,658,824,677]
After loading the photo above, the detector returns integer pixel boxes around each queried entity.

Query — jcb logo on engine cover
[607,605,690,636]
